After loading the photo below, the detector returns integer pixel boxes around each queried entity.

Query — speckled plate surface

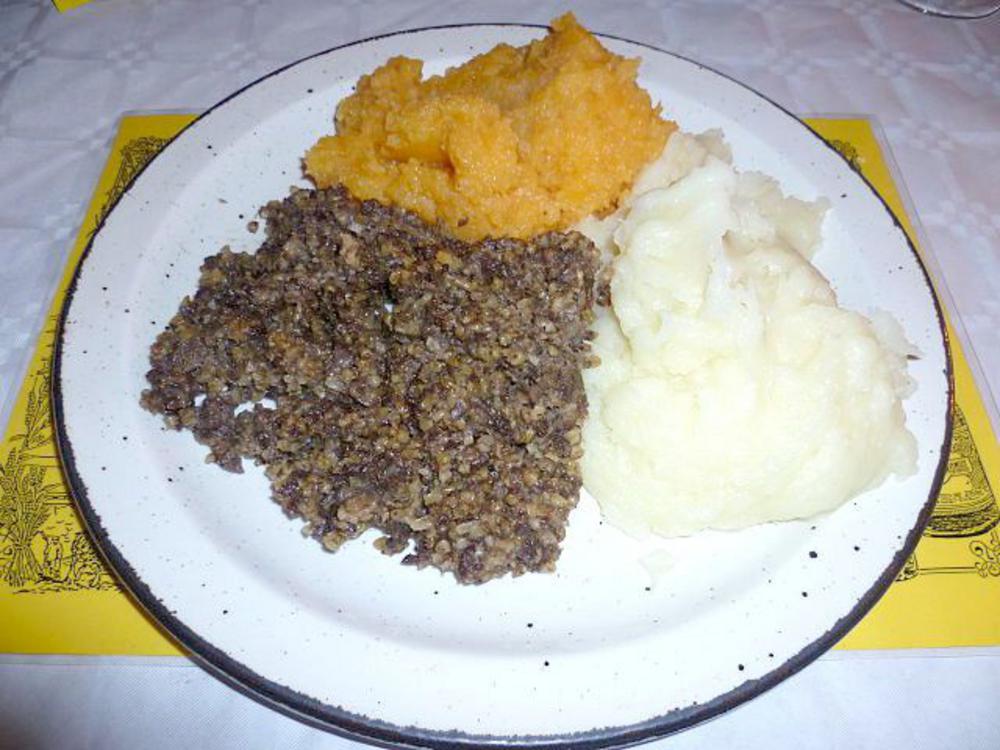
[53,24,951,748]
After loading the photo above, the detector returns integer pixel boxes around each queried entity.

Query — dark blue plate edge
[49,21,955,750]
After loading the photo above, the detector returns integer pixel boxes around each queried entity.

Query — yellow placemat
[0,115,193,656]
[52,0,95,12]
[811,119,1000,650]
[0,115,996,655]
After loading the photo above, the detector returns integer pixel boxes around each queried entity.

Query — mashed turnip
[305,14,672,242]
[579,132,917,537]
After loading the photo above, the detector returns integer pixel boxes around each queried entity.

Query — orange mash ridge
[304,13,674,241]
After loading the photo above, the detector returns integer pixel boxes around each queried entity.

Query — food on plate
[304,13,673,242]
[141,187,600,584]
[142,17,921,586]
[579,131,918,537]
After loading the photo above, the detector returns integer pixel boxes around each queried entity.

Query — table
[1,1,997,748]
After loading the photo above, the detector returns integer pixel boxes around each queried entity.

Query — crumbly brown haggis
[141,187,600,584]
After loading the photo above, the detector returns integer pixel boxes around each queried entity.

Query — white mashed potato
[579,131,917,537]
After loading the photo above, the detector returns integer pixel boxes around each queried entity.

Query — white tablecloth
[0,1,997,748]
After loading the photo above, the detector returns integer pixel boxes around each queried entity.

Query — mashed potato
[580,132,917,537]
[305,14,673,242]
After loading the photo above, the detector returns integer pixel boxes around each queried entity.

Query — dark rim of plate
[51,21,955,750]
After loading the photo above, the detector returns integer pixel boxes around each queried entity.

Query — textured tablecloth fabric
[0,1,997,748]
[1,650,999,750]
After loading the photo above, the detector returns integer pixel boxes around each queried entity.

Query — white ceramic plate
[54,24,951,748]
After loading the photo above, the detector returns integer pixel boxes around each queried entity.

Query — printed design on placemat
[0,133,170,596]
[97,136,171,228]
[828,138,864,171]
[897,530,1000,581]
[895,406,999,582]
[0,354,116,593]
[929,406,998,537]
[971,532,1000,578]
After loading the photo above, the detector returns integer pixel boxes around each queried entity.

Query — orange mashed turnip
[304,13,674,241]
